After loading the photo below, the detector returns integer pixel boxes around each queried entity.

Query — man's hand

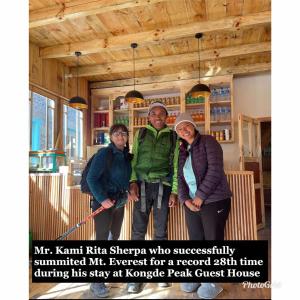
[101,198,115,209]
[192,196,204,209]
[129,182,139,202]
[169,193,177,207]
[184,199,200,212]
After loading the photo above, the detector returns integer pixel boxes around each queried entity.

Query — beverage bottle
[218,107,223,121]
[210,108,215,122]
[227,107,231,120]
[211,88,216,102]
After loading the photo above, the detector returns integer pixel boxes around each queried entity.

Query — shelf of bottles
[209,84,233,142]
[184,92,206,135]
[112,96,130,127]
[93,97,110,129]
[92,98,110,146]
[132,95,181,127]
[133,96,180,110]
[93,131,110,146]
[94,113,109,128]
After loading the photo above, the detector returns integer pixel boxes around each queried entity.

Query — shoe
[197,283,223,299]
[90,282,109,298]
[180,282,201,293]
[158,282,171,288]
[127,282,145,294]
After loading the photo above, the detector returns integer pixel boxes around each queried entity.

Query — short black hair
[109,124,129,136]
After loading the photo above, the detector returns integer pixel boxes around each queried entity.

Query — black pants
[184,198,231,240]
[92,199,125,241]
[131,182,171,240]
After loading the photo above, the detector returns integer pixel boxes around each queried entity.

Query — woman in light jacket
[174,112,232,299]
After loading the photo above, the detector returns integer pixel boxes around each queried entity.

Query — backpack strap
[167,130,177,181]
[138,127,147,145]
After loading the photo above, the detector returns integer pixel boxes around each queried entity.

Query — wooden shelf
[219,139,234,144]
[195,121,205,125]
[133,104,180,111]
[210,101,231,105]
[166,104,180,108]
[93,110,109,113]
[132,107,149,112]
[91,76,234,146]
[210,120,232,125]
[113,109,129,113]
[91,144,108,147]
[93,127,109,131]
[185,103,205,108]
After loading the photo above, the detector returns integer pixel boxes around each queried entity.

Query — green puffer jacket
[130,124,179,194]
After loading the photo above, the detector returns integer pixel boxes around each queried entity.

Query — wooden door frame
[238,114,265,229]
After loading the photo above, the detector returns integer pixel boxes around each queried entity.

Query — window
[63,105,83,161]
[30,92,55,151]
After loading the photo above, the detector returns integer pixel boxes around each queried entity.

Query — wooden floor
[29,208,271,300]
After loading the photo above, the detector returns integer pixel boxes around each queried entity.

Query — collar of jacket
[108,142,128,155]
[180,132,201,154]
[145,124,171,137]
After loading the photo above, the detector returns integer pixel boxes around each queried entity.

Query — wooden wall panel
[29,174,94,241]
[29,42,88,100]
[29,171,257,241]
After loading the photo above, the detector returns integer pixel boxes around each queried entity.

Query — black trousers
[184,198,231,241]
[91,199,125,241]
[131,182,171,240]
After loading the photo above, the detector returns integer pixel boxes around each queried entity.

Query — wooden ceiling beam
[90,62,270,94]
[30,0,167,29]
[40,11,271,58]
[66,42,271,77]
[89,62,271,89]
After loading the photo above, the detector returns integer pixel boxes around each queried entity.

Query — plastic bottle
[211,88,216,102]
[227,107,231,120]
[226,87,230,100]
[210,108,215,122]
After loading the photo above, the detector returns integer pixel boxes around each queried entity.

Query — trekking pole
[56,205,106,240]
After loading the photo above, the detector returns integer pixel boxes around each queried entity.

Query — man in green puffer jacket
[127,101,179,294]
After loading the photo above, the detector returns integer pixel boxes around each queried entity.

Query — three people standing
[86,108,232,299]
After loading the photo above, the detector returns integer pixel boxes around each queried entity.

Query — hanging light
[189,33,211,99]
[125,43,144,104]
[69,51,88,110]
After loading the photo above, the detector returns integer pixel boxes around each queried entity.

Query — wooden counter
[29,171,257,241]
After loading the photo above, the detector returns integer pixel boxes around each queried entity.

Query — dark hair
[109,124,133,161]
[109,124,129,136]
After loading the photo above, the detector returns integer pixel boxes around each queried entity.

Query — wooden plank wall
[29,174,94,240]
[29,171,257,241]
[29,42,88,100]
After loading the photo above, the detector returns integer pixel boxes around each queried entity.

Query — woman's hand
[169,193,178,207]
[192,196,204,209]
[127,190,137,202]
[129,182,139,202]
[184,199,200,212]
[101,198,115,209]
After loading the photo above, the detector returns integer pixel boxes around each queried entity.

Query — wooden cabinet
[208,80,234,143]
[89,75,234,152]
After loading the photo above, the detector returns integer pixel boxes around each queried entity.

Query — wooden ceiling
[29,0,271,86]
